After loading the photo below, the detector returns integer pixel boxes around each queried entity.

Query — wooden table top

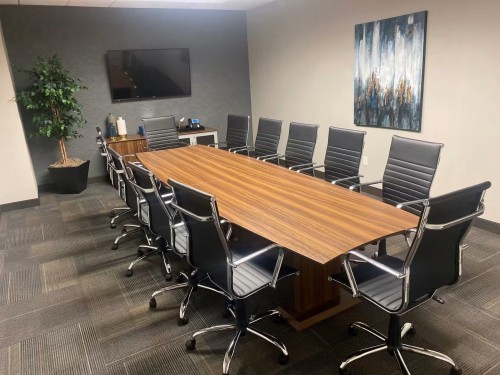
[137,146,418,265]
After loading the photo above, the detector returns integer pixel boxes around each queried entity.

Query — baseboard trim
[0,197,40,213]
[38,175,108,193]
[473,218,500,235]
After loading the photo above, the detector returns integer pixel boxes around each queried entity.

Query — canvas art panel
[354,11,427,132]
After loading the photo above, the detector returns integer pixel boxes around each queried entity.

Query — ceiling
[0,0,276,10]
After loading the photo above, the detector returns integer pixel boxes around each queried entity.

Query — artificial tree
[16,55,87,166]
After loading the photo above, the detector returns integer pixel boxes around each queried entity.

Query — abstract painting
[354,11,427,132]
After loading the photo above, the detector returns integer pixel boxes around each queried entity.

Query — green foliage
[15,55,87,141]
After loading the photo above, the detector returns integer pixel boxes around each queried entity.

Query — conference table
[137,145,418,330]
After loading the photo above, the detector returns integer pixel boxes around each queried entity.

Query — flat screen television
[106,48,191,102]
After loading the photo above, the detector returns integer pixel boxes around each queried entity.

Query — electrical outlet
[362,156,369,166]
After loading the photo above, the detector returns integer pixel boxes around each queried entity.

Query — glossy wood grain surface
[138,145,418,265]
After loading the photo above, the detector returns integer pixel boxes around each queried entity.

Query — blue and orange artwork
[354,11,427,132]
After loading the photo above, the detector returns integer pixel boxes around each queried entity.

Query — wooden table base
[279,254,359,331]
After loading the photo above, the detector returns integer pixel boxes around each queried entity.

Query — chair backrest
[254,117,282,158]
[95,127,118,187]
[143,115,180,151]
[107,147,138,213]
[284,122,319,172]
[226,114,250,149]
[169,179,231,279]
[382,136,443,215]
[324,127,366,189]
[404,181,490,309]
[127,162,175,245]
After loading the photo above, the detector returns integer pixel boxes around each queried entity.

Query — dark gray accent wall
[0,6,252,185]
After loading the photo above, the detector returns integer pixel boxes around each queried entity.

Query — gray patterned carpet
[1,182,499,375]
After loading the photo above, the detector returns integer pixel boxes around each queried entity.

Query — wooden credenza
[106,128,219,157]
[106,134,147,157]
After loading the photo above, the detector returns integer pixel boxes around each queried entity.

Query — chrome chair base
[185,306,288,375]
[339,321,462,375]
[111,224,142,250]
[109,207,132,228]
[149,271,230,326]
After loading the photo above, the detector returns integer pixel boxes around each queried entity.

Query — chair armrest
[128,180,155,195]
[289,162,316,171]
[330,250,406,297]
[331,174,364,185]
[233,147,255,155]
[229,244,284,288]
[348,250,406,278]
[404,228,417,248]
[349,179,383,191]
[256,153,278,160]
[396,199,428,209]
[219,219,233,241]
[208,142,227,148]
[228,145,250,152]
[297,164,325,173]
[259,154,283,161]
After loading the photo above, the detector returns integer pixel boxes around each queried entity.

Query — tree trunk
[59,137,68,164]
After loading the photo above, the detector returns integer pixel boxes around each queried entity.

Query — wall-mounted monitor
[106,48,191,102]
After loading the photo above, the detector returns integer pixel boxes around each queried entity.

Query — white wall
[0,21,38,206]
[247,0,500,223]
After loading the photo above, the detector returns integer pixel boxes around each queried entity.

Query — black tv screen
[106,48,191,101]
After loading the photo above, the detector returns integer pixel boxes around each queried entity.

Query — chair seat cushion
[210,231,297,298]
[330,255,404,312]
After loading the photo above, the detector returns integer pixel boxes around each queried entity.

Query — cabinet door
[194,135,215,146]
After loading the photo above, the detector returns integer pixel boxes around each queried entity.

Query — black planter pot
[48,160,90,194]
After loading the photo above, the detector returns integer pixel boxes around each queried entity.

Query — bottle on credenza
[117,116,127,137]
[106,113,117,138]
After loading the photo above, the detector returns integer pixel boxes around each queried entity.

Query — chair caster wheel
[222,309,232,319]
[339,368,351,375]
[278,354,289,365]
[185,338,196,350]
[450,366,462,375]
[110,224,116,229]
[112,243,119,250]
[125,269,133,277]
[149,298,157,309]
[137,249,144,256]
[348,325,358,336]
[178,317,189,326]
[165,274,173,282]
[175,274,185,283]
[407,326,416,336]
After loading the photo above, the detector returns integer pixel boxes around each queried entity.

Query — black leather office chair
[330,181,491,375]
[350,136,443,256]
[96,127,131,225]
[128,164,240,324]
[142,115,188,151]
[262,122,319,176]
[126,162,183,280]
[210,114,250,151]
[297,127,366,189]
[168,179,298,375]
[107,148,151,250]
[233,117,282,160]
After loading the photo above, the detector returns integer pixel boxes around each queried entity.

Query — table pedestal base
[279,254,359,331]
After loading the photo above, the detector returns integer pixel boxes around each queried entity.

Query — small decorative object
[108,123,117,138]
[15,55,90,194]
[138,124,145,135]
[354,11,427,132]
[106,113,117,137]
[117,116,127,138]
